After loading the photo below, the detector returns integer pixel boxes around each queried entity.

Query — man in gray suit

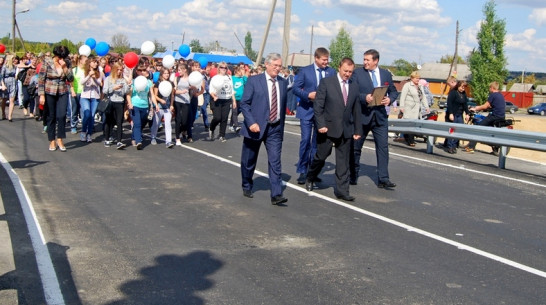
[305,58,362,201]
[350,49,398,188]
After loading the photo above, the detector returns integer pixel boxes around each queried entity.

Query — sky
[1,0,545,73]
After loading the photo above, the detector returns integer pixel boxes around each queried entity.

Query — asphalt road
[0,112,545,305]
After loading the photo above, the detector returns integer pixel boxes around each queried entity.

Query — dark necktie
[342,80,348,106]
[269,78,277,122]
[317,68,323,85]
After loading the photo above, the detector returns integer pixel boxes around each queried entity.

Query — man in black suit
[350,49,399,188]
[305,58,362,201]
[240,53,288,206]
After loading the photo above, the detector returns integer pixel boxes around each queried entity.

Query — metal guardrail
[388,119,546,169]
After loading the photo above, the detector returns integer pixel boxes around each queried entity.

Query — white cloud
[529,8,546,26]
[46,1,96,15]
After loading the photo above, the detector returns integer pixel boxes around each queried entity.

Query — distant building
[509,83,535,92]
[417,63,472,96]
[535,85,546,95]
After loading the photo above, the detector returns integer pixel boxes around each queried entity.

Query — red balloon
[123,52,139,69]
[0,44,6,54]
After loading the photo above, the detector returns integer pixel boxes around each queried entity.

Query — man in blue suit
[240,53,288,206]
[293,47,337,184]
[350,49,399,188]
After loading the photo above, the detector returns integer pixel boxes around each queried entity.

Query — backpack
[27,83,37,97]
[17,69,27,82]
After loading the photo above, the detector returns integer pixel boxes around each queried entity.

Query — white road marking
[0,153,65,305]
[181,143,546,279]
[285,130,546,188]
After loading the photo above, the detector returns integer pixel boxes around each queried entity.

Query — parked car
[505,101,518,114]
[527,103,546,116]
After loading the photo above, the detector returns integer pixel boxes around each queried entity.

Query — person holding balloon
[173,63,192,146]
[38,45,74,151]
[126,63,156,150]
[102,62,130,149]
[79,55,104,143]
[70,54,87,134]
[208,62,235,142]
[152,68,175,148]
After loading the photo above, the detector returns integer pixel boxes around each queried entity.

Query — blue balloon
[95,42,110,56]
[178,44,191,57]
[85,38,96,50]
[198,56,208,69]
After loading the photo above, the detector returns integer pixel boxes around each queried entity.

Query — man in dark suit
[350,49,399,188]
[240,53,288,206]
[305,58,362,201]
[293,47,337,184]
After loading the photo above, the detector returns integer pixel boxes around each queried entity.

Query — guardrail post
[426,136,435,154]
[498,146,509,169]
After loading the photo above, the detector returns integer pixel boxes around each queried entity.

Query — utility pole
[282,0,291,64]
[439,21,461,101]
[234,32,246,55]
[309,25,314,65]
[11,0,15,53]
[257,0,277,65]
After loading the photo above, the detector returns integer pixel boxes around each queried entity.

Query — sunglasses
[219,66,227,69]
[137,69,147,72]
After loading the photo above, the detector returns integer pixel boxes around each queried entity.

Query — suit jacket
[240,73,287,140]
[293,64,336,120]
[351,67,398,126]
[314,75,362,139]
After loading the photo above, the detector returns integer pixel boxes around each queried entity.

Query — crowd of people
[1,45,506,205]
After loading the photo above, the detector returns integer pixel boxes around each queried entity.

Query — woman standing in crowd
[151,68,175,148]
[38,45,73,151]
[79,55,102,143]
[173,63,192,146]
[230,65,247,132]
[20,56,38,118]
[399,71,429,146]
[208,61,235,142]
[188,61,204,142]
[70,54,87,134]
[445,81,470,154]
[1,54,19,121]
[102,62,130,149]
[127,64,156,150]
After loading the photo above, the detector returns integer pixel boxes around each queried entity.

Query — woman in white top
[79,55,104,142]
[208,61,235,142]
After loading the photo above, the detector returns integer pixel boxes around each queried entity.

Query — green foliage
[153,39,166,53]
[189,39,204,53]
[244,32,258,62]
[438,54,466,64]
[468,0,508,104]
[391,58,418,76]
[328,27,353,71]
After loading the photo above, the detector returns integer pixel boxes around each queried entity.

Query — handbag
[97,96,112,114]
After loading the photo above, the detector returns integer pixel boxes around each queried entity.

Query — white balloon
[79,45,91,56]
[162,55,175,69]
[158,81,173,97]
[210,75,225,91]
[134,76,148,92]
[188,71,204,87]
[141,41,155,55]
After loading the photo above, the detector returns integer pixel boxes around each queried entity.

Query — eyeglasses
[219,66,227,69]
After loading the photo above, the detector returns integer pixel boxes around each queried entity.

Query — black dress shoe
[297,173,306,184]
[378,180,397,188]
[305,180,314,192]
[335,194,355,201]
[243,190,253,198]
[271,195,288,205]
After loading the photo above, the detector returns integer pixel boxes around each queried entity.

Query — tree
[391,58,417,76]
[153,39,166,53]
[111,33,131,54]
[328,27,353,71]
[468,0,508,104]
[438,54,466,64]
[244,31,258,62]
[189,39,204,53]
